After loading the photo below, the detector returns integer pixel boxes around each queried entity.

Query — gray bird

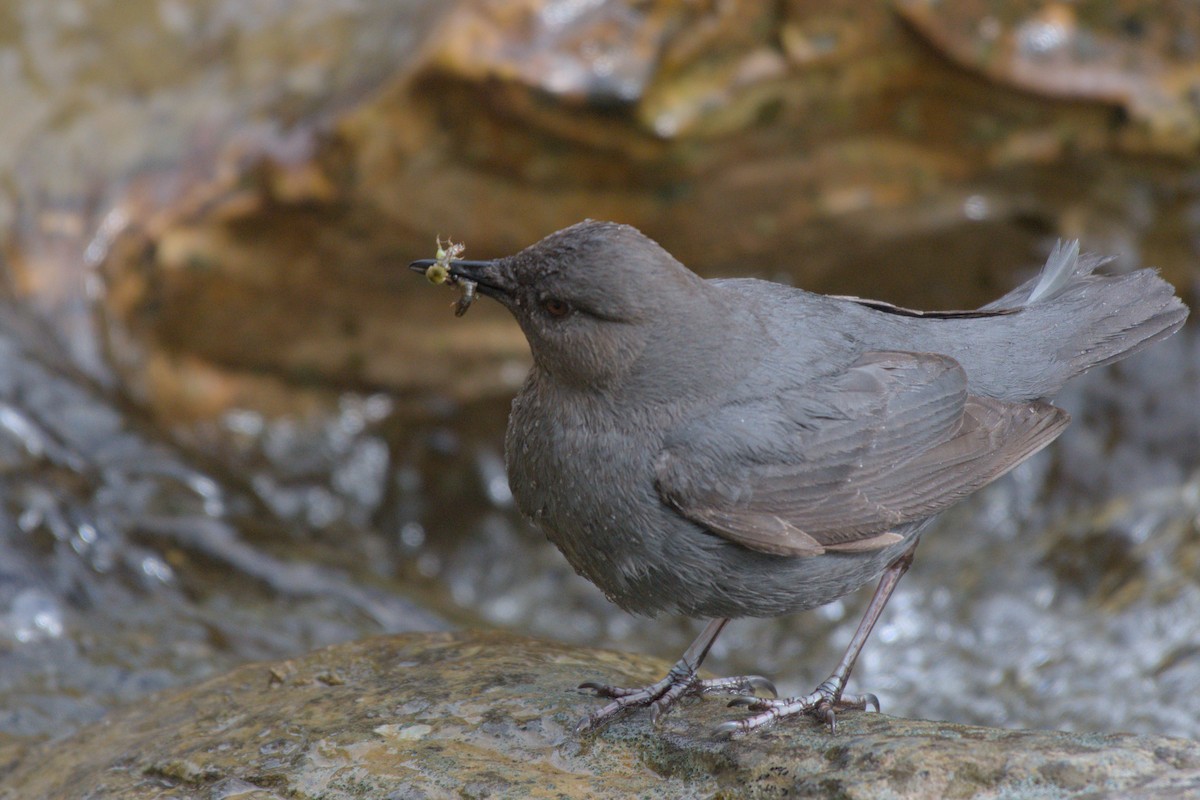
[410,221,1188,735]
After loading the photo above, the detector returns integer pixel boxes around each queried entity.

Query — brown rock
[3,631,1199,799]
[4,0,1198,420]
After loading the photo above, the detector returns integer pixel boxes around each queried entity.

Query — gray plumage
[419,221,1188,621]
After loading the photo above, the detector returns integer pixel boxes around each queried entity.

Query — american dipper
[410,221,1188,735]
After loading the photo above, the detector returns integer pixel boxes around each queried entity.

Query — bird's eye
[543,298,571,318]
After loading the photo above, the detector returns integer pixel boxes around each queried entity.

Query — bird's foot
[717,677,879,737]
[577,668,776,733]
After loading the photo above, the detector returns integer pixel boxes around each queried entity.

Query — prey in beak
[409,237,505,317]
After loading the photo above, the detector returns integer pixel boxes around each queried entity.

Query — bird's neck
[615,288,764,409]
[520,286,764,425]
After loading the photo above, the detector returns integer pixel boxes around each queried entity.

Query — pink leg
[719,541,918,736]
[577,618,777,732]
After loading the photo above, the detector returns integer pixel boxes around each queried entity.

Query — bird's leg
[577,617,777,732]
[719,541,918,737]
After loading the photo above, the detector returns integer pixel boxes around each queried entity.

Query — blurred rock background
[0,0,1197,748]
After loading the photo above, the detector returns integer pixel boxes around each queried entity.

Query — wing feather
[655,351,1069,557]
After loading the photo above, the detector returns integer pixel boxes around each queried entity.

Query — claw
[817,702,837,733]
[714,720,745,739]
[727,695,762,708]
[745,675,778,698]
[862,693,880,713]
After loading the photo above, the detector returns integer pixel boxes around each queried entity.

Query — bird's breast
[503,383,677,610]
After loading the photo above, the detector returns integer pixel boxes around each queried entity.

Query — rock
[7,0,1199,418]
[898,0,1200,154]
[3,631,1198,799]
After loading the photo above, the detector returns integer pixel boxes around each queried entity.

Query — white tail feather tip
[1027,239,1080,305]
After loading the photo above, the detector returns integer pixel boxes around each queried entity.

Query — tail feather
[915,241,1189,401]
[984,240,1112,310]
[1025,239,1081,305]
[1017,247,1188,397]
[1057,284,1188,375]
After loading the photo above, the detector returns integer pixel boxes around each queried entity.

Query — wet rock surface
[7,0,1199,411]
[2,631,1199,799]
[898,0,1200,152]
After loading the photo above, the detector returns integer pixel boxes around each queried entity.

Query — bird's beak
[408,258,513,300]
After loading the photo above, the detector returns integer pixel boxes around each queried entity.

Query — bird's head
[412,220,713,392]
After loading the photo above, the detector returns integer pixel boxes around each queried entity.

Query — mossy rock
[3,630,1199,799]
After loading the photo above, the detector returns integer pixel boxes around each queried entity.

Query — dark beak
[408,258,512,300]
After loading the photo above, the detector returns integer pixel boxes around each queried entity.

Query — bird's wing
[654,351,1069,557]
